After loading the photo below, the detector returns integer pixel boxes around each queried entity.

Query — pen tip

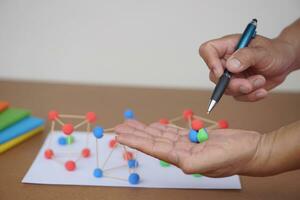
[206,111,210,115]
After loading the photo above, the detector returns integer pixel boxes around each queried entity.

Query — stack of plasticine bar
[0,101,44,154]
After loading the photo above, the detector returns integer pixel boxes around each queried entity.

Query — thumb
[226,47,267,73]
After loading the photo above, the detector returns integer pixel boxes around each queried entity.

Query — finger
[234,88,268,102]
[226,47,267,73]
[125,120,164,137]
[199,35,240,78]
[247,74,266,90]
[226,77,253,95]
[117,133,179,164]
[209,70,218,84]
[115,124,153,139]
[124,119,147,130]
[149,123,189,138]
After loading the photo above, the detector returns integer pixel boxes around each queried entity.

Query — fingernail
[254,79,264,88]
[239,86,250,93]
[256,91,266,98]
[228,58,241,69]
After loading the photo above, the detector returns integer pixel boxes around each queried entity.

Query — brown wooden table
[0,80,300,200]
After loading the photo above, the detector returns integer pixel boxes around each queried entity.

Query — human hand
[199,34,297,101]
[115,120,263,177]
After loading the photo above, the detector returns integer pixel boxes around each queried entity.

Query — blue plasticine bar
[0,116,44,144]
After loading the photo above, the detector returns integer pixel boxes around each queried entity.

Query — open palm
[115,120,262,177]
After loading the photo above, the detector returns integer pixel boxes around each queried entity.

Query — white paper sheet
[22,131,241,189]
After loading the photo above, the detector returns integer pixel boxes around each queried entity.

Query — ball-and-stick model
[158,109,228,169]
[44,109,140,185]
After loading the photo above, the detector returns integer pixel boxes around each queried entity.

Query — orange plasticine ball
[65,160,76,171]
[218,120,229,129]
[191,119,204,131]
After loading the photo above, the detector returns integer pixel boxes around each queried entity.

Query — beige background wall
[0,0,299,91]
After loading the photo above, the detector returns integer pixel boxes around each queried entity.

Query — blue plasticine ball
[93,168,103,178]
[128,159,138,168]
[93,126,104,139]
[188,129,198,143]
[124,109,134,119]
[128,173,140,185]
[58,136,67,145]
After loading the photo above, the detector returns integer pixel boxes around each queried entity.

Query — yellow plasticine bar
[0,126,44,154]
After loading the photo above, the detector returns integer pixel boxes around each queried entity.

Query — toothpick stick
[103,175,127,182]
[55,118,65,126]
[59,114,85,119]
[103,164,127,172]
[102,147,116,169]
[193,115,217,124]
[167,123,185,130]
[74,119,88,129]
[96,139,99,168]
[104,127,115,132]
[169,115,183,123]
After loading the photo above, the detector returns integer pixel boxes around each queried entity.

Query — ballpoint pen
[207,19,257,114]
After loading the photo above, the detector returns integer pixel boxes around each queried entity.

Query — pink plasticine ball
[159,118,169,125]
[109,139,117,149]
[44,149,54,159]
[62,124,74,135]
[123,151,133,161]
[65,160,76,171]
[218,120,229,129]
[183,109,193,120]
[191,119,204,131]
[86,112,97,123]
[48,110,59,121]
[81,148,90,158]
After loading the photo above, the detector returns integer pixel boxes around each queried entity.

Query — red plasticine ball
[86,112,96,123]
[62,124,74,135]
[65,160,76,171]
[48,110,59,121]
[159,118,169,125]
[123,151,133,161]
[109,139,117,149]
[183,109,193,120]
[218,120,229,129]
[44,149,54,159]
[81,148,90,158]
[191,119,204,131]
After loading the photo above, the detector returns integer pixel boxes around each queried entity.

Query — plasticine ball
[58,136,67,145]
[93,126,104,139]
[159,118,169,125]
[159,160,171,167]
[188,129,198,143]
[66,135,74,144]
[109,139,117,148]
[124,109,134,119]
[218,120,229,129]
[81,148,90,158]
[123,151,133,161]
[48,110,59,121]
[197,128,209,143]
[128,159,139,168]
[65,160,76,171]
[192,174,202,178]
[62,124,74,135]
[93,168,103,178]
[86,112,97,123]
[44,149,54,159]
[191,119,204,131]
[183,109,193,120]
[128,173,140,185]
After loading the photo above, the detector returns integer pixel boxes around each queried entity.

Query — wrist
[276,19,300,71]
